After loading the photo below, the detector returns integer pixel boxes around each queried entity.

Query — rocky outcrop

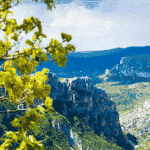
[0,72,134,149]
[50,112,82,150]
[45,72,134,150]
[101,55,150,84]
[120,100,150,148]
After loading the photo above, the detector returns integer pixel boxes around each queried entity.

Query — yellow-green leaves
[44,96,54,112]
[0,0,76,149]
[55,55,68,67]
[21,17,36,34]
[10,117,21,128]
[30,48,43,60]
[0,23,3,29]
[17,16,47,45]
[1,10,8,20]
[0,138,14,150]
[10,32,18,41]
[39,52,49,62]
[0,0,12,12]
[37,105,45,114]
[0,38,12,58]
[3,18,18,35]
[4,131,19,143]
[2,62,24,103]
[13,55,39,75]
[65,44,76,52]
[0,131,19,150]
[0,71,5,87]
[16,139,26,150]
[61,32,72,42]
[19,107,46,134]
[25,93,35,106]
[25,39,35,47]
[25,135,44,150]
[0,40,7,57]
[32,34,36,41]
[45,37,75,67]
[30,68,51,100]
[0,129,44,150]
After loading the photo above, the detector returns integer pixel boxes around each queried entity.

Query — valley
[94,81,150,149]
[1,46,150,149]
[58,76,150,149]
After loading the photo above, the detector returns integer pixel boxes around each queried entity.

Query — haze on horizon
[0,0,150,55]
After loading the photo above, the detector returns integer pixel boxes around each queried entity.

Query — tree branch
[0,39,67,61]
[0,0,21,11]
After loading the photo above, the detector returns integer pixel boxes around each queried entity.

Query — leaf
[61,32,72,42]
[44,97,53,111]
[57,55,68,67]
[37,105,45,114]
[65,44,76,52]
[25,39,34,47]
[5,131,18,143]
[0,142,8,150]
[32,34,36,41]
[0,1,76,149]
[10,33,18,41]
[39,52,49,62]
[16,140,26,150]
[10,117,20,128]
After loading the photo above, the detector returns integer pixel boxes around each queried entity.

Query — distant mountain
[31,45,150,79]
[1,45,150,82]
[100,55,150,84]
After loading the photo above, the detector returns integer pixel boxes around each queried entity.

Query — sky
[1,0,150,55]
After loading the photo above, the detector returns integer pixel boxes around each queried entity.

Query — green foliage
[0,0,76,149]
[71,116,124,150]
[20,111,72,150]
[0,110,125,150]
[95,81,150,149]
[0,99,17,110]
[0,123,8,142]
[61,32,72,42]
[0,89,17,110]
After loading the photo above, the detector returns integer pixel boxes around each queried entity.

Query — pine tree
[0,0,75,149]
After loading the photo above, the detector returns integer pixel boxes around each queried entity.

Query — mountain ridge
[4,45,150,79]
[100,54,150,84]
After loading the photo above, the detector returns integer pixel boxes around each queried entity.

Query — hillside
[0,109,124,150]
[99,55,150,84]
[0,72,134,150]
[1,47,150,149]
[95,81,150,149]
[3,46,150,79]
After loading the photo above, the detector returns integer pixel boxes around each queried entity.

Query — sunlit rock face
[51,118,82,150]
[104,55,150,83]
[45,72,134,150]
[120,99,150,148]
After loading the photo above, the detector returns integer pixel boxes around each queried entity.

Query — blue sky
[1,0,150,55]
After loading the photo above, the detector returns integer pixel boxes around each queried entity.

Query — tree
[0,0,76,149]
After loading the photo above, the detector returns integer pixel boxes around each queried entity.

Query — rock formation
[0,72,134,149]
[102,55,150,84]
[45,72,134,150]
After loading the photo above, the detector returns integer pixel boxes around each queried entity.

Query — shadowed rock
[45,72,134,150]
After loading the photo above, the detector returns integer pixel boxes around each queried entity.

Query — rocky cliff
[44,72,134,150]
[101,55,150,84]
[0,71,134,149]
[120,99,150,148]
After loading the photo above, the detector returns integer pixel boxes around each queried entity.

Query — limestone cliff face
[0,72,134,149]
[104,55,150,83]
[45,72,134,150]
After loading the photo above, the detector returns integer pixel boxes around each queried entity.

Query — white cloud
[0,0,150,55]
